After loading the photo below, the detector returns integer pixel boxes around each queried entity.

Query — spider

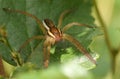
[3,8,96,68]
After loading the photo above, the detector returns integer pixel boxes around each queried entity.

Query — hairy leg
[62,22,93,32]
[3,8,46,34]
[62,33,96,64]
[57,10,72,28]
[18,35,45,53]
[43,40,51,68]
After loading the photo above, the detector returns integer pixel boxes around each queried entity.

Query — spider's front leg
[43,36,55,68]
[3,8,46,34]
[43,43,51,68]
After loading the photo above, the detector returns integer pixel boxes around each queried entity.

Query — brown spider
[3,8,96,68]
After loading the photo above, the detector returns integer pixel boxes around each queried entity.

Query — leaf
[89,36,111,78]
[0,0,99,69]
[109,0,120,78]
[108,0,120,49]
[0,42,16,65]
[11,63,94,79]
[0,1,32,65]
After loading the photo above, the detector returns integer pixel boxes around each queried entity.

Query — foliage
[1,0,119,79]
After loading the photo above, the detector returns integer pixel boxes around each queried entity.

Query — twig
[93,0,117,75]
[0,56,6,77]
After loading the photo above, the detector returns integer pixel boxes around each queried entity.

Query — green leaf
[108,0,120,78]
[89,36,111,78]
[0,0,99,69]
[108,0,120,49]
[11,63,94,79]
[0,42,16,65]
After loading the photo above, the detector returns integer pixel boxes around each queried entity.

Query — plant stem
[0,56,6,77]
[93,0,117,75]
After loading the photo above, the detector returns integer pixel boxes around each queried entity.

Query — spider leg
[62,33,96,64]
[43,39,51,68]
[57,10,72,28]
[18,35,45,53]
[3,8,46,34]
[15,36,44,66]
[62,22,94,32]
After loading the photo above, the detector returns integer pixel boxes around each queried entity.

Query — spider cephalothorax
[3,8,96,68]
[43,19,62,42]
